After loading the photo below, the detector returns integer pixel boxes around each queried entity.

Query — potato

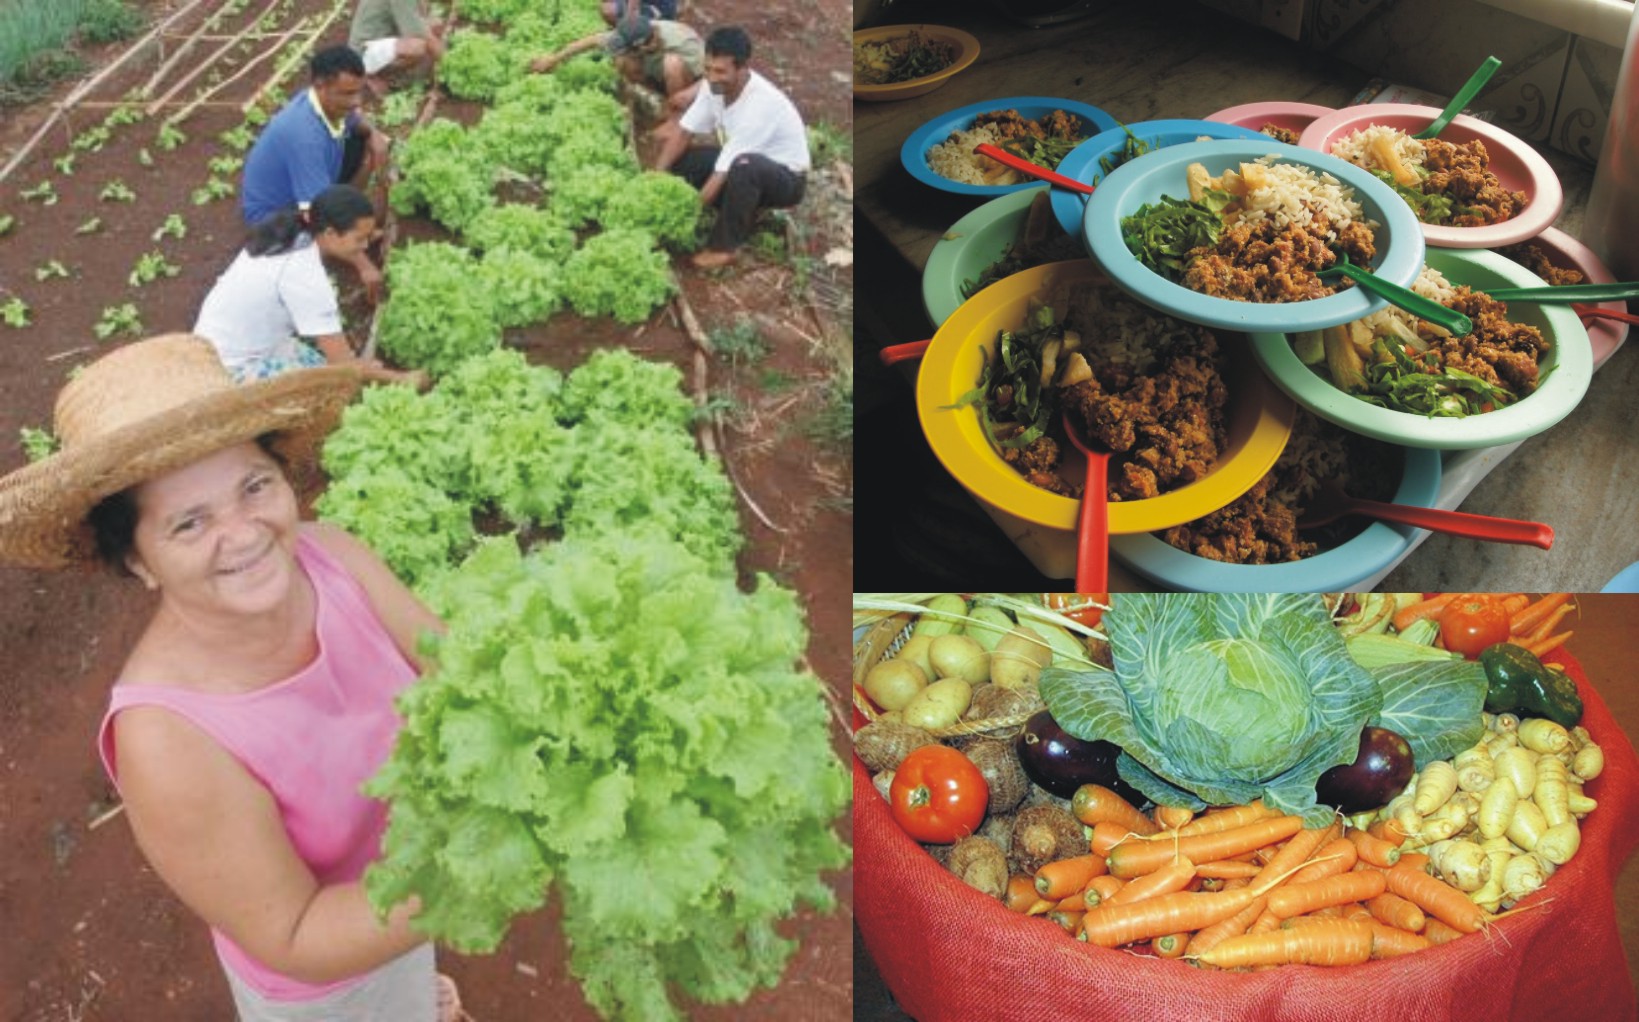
[901,677,974,731]
[894,634,936,682]
[863,658,928,712]
[989,625,1053,690]
[928,634,990,684]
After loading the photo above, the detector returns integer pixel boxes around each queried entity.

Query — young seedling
[102,103,145,128]
[75,216,104,235]
[99,180,137,203]
[2,297,31,327]
[0,214,14,236]
[34,260,70,281]
[138,147,155,168]
[191,177,235,205]
[53,153,77,175]
[20,181,58,204]
[71,125,111,152]
[151,214,188,241]
[128,250,180,288]
[219,124,254,152]
[208,154,244,176]
[707,321,770,367]
[18,426,57,462]
[155,122,187,151]
[94,303,143,340]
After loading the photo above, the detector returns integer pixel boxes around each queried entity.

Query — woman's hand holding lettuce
[1039,594,1488,826]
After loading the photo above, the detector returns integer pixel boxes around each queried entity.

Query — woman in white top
[194,185,424,387]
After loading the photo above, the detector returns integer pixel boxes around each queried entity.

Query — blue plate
[1603,562,1639,593]
[1110,446,1442,592]
[1049,119,1266,236]
[899,96,1119,197]
[1083,139,1426,333]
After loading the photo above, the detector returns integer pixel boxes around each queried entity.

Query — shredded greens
[854,30,957,85]
[1120,196,1222,278]
[1370,169,1454,225]
[944,303,1062,452]
[1354,331,1523,417]
[1094,125,1154,182]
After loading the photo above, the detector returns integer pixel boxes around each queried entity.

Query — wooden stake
[145,0,288,116]
[0,0,216,185]
[239,0,350,116]
[165,16,310,128]
[139,0,246,98]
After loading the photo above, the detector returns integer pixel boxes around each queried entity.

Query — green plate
[920,186,1046,328]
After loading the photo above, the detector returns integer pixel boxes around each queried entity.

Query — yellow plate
[853,25,981,103]
[916,261,1297,533]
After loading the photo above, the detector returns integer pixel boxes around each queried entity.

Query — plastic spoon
[1479,281,1639,303]
[1059,411,1109,591]
[973,143,1095,194]
[879,340,932,365]
[1318,251,1473,335]
[1298,479,1553,549]
[1411,55,1502,139]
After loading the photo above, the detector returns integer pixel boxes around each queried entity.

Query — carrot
[1285,837,1357,885]
[1510,592,1571,635]
[1107,815,1303,879]
[1186,894,1268,959]
[1246,907,1284,935]
[1079,887,1262,947]
[1345,827,1401,868]
[1035,853,1107,900]
[1004,875,1038,913]
[1152,931,1191,958]
[1195,860,1262,879]
[1025,898,1056,916]
[1520,600,1575,642]
[1392,593,1458,633]
[1422,917,1465,945]
[1397,852,1431,873]
[1524,631,1574,659]
[1367,818,1408,847]
[1154,805,1195,830]
[1071,784,1160,835]
[1104,859,1197,907]
[1055,891,1087,913]
[1048,910,1084,934]
[1363,919,1432,958]
[1384,862,1490,933]
[1499,594,1530,617]
[1191,919,1374,968]
[1090,820,1137,857]
[1365,891,1426,933]
[1249,820,1339,891]
[1267,870,1385,919]
[1175,801,1281,837]
[1084,875,1125,907]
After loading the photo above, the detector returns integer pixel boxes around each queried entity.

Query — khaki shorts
[224,943,437,1022]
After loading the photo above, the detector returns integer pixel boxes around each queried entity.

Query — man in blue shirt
[242,46,391,301]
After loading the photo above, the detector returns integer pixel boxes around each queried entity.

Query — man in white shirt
[653,25,809,269]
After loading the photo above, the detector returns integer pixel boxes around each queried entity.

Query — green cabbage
[1041,594,1384,825]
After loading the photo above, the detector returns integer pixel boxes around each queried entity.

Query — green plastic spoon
[1318,252,1473,336]
[1480,281,1639,303]
[1412,56,1502,139]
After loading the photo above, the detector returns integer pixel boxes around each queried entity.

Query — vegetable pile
[853,592,1602,970]
[853,30,958,86]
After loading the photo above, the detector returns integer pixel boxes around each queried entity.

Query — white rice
[1270,411,1350,508]
[1063,281,1197,373]
[1329,124,1428,176]
[1356,264,1459,336]
[927,123,1012,185]
[1230,155,1375,238]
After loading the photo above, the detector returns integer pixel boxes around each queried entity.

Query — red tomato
[1440,597,1511,658]
[889,745,988,843]
[1043,592,1109,629]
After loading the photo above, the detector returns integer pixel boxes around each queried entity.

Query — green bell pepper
[1479,642,1584,727]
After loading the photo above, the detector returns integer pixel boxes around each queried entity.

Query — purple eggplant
[1015,710,1146,805]
[1315,726,1415,814]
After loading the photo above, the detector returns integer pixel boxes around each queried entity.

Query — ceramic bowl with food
[1248,247,1592,449]
[1082,139,1426,333]
[1048,119,1267,236]
[1496,226,1629,368]
[900,96,1120,197]
[917,260,1296,533]
[853,24,981,102]
[1111,443,1441,592]
[1205,100,1335,143]
[1298,103,1561,248]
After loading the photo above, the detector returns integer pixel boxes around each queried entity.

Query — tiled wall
[1196,0,1627,163]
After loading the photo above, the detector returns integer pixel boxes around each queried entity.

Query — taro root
[946,836,1009,900]
[853,719,937,773]
[965,738,1031,814]
[964,682,1043,723]
[1009,804,1085,876]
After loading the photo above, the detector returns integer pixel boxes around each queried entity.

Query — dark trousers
[672,148,806,252]
[340,130,367,185]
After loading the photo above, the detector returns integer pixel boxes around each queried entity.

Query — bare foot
[690,248,737,269]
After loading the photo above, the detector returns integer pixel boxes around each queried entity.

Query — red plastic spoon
[974,143,1096,195]
[1297,480,1554,549]
[1059,410,1109,591]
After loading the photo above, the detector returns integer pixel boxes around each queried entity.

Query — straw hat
[0,334,362,570]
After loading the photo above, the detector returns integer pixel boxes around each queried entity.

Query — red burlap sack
[855,648,1639,1022]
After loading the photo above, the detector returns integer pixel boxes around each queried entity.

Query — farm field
[0,0,854,1017]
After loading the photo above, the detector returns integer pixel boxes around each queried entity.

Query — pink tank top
[97,531,419,1002]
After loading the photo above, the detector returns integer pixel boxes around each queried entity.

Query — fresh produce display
[853,592,1606,972]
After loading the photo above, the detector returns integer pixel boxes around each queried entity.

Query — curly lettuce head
[1041,594,1383,826]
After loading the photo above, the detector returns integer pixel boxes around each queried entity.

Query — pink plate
[1204,101,1334,140]
[1507,225,1629,368]
[1298,103,1562,249]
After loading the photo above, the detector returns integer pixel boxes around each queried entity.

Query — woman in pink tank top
[0,336,463,1021]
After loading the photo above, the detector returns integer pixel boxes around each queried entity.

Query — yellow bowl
[916,261,1297,533]
[853,24,980,102]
